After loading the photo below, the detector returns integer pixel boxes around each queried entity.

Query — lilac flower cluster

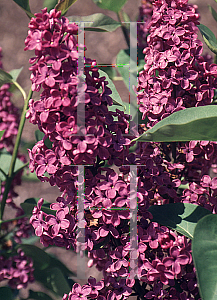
[25,7,134,218]
[25,8,132,171]
[136,0,217,210]
[25,2,217,300]
[0,48,20,153]
[0,248,34,289]
[137,0,217,128]
[24,9,137,297]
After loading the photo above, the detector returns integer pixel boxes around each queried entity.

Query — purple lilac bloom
[0,249,34,289]
[137,0,217,127]
[25,3,217,300]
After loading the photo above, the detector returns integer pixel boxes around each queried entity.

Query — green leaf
[34,267,71,296]
[68,13,121,32]
[0,69,13,88]
[35,130,53,149]
[208,5,217,22]
[22,169,40,181]
[0,68,26,99]
[43,0,59,12]
[148,203,211,239]
[14,162,29,177]
[49,254,75,277]
[98,66,116,80]
[35,130,45,142]
[192,214,217,300]
[18,244,51,270]
[0,287,13,300]
[97,69,126,109]
[21,198,56,216]
[20,235,40,245]
[0,130,5,140]
[55,0,78,15]
[28,290,54,300]
[116,48,145,95]
[133,106,217,142]
[19,245,74,297]
[121,11,131,30]
[92,0,128,13]
[0,152,25,181]
[198,24,217,55]
[12,0,34,18]
[9,67,23,82]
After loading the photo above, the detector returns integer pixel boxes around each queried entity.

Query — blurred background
[0,0,217,298]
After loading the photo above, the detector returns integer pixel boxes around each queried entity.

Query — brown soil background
[0,0,217,299]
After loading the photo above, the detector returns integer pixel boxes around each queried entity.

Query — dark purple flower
[88,277,104,298]
[68,283,92,300]
[163,245,190,275]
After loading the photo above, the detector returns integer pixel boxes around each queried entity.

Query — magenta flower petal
[36,165,46,177]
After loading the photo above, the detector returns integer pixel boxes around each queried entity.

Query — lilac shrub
[21,0,217,299]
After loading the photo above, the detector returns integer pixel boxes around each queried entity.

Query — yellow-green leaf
[55,0,78,15]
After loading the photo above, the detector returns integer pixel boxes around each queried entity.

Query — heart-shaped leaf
[148,203,211,239]
[68,13,121,32]
[133,106,217,142]
[192,214,217,300]
[198,24,217,55]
